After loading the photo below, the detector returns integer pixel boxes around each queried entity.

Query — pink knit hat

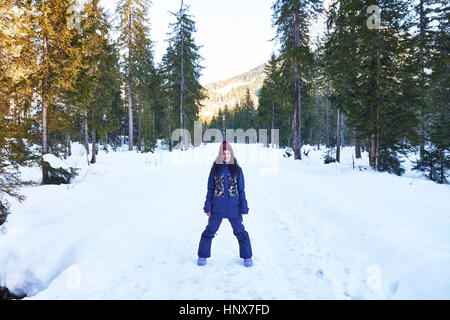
[219,140,233,153]
[215,140,236,165]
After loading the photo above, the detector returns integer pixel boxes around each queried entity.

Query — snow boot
[244,258,253,267]
[197,257,207,266]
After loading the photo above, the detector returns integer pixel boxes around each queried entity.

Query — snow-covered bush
[323,148,336,164]
[41,161,79,185]
[41,154,80,185]
[0,201,8,226]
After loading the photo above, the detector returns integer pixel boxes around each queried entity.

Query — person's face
[222,150,232,163]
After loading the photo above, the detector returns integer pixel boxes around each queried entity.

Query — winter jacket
[203,163,249,218]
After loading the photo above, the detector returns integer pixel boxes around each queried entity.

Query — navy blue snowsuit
[198,163,252,259]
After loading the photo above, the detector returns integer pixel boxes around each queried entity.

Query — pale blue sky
[99,0,326,85]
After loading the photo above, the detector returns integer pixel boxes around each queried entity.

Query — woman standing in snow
[197,140,253,267]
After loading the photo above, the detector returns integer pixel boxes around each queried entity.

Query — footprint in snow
[316,269,324,279]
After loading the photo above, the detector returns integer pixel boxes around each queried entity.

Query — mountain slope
[200,63,267,123]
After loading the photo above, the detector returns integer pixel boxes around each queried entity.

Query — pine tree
[323,0,418,174]
[413,0,437,158]
[133,17,159,153]
[117,0,152,151]
[223,105,233,130]
[257,52,297,148]
[90,27,123,158]
[232,101,243,131]
[160,0,206,150]
[413,1,450,183]
[272,0,322,159]
[257,54,279,138]
[34,0,82,183]
[92,2,123,159]
[309,41,328,150]
[240,88,257,131]
[323,0,363,161]
[71,0,112,164]
[0,1,50,216]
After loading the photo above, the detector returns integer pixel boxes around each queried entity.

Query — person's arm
[203,172,214,213]
[238,167,249,214]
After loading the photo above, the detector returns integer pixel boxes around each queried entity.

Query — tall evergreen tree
[272,0,322,159]
[413,0,437,158]
[257,54,280,138]
[240,88,257,131]
[413,1,450,183]
[116,0,152,151]
[324,0,418,174]
[88,2,123,160]
[0,1,36,217]
[160,0,206,150]
[133,17,159,153]
[71,0,115,164]
[34,0,82,183]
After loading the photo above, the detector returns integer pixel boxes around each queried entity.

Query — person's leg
[228,215,252,259]
[198,214,223,258]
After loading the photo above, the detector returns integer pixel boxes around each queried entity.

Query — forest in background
[0,0,449,222]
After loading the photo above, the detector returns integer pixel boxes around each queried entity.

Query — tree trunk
[370,132,376,168]
[315,91,320,149]
[128,6,134,151]
[91,128,96,163]
[376,32,381,172]
[90,103,96,164]
[137,100,142,152]
[41,33,49,184]
[84,114,89,155]
[168,118,172,152]
[376,109,381,172]
[336,108,341,162]
[293,7,302,160]
[354,127,361,159]
[369,102,376,168]
[179,0,185,151]
[128,74,133,151]
[271,100,275,132]
[64,132,71,159]
[326,82,330,148]
[419,0,425,158]
[429,161,433,181]
[309,113,313,144]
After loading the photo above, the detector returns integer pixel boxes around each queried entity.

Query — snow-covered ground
[0,141,449,299]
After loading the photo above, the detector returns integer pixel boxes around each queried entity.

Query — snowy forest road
[1,142,449,299]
